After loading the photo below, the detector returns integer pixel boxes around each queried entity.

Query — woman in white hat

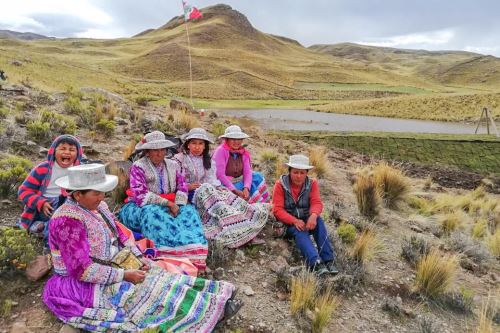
[44,163,239,332]
[174,128,269,247]
[212,125,270,204]
[272,155,338,276]
[118,131,208,270]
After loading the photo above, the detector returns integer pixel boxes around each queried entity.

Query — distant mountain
[0,29,51,40]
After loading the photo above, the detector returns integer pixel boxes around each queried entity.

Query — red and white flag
[182,1,203,21]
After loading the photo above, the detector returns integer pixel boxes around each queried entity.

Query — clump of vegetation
[435,286,474,314]
[211,122,226,138]
[350,229,378,263]
[312,287,339,333]
[173,110,200,132]
[486,229,500,257]
[0,104,7,120]
[0,227,40,273]
[401,235,431,266]
[135,95,152,106]
[96,119,116,138]
[373,162,410,208]
[309,146,330,179]
[64,96,84,115]
[475,297,495,333]
[336,223,357,244]
[26,120,51,143]
[206,240,232,269]
[447,232,492,267]
[353,172,380,219]
[419,316,438,333]
[0,298,12,318]
[27,109,76,144]
[290,268,318,315]
[0,155,32,198]
[107,161,131,206]
[414,250,457,298]
[259,149,284,183]
[472,219,489,239]
[438,211,465,235]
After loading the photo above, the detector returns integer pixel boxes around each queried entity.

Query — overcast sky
[1,0,499,56]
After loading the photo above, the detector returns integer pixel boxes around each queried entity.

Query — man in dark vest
[272,154,338,276]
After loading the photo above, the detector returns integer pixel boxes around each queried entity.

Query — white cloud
[75,28,124,39]
[356,29,455,48]
[464,46,500,56]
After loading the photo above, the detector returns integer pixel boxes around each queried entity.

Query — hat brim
[285,163,314,170]
[219,133,250,139]
[55,175,118,192]
[182,134,214,144]
[135,140,176,151]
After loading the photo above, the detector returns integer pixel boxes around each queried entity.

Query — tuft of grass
[435,286,474,314]
[353,172,380,219]
[290,268,318,315]
[336,223,357,244]
[107,161,131,206]
[96,119,116,138]
[0,155,33,198]
[211,122,226,138]
[486,229,500,257]
[414,250,457,298]
[475,296,495,333]
[308,146,330,179]
[350,229,378,263]
[0,299,12,318]
[206,240,232,269]
[419,317,438,333]
[472,219,488,239]
[401,235,431,266]
[373,162,410,208]
[173,110,200,132]
[259,149,281,183]
[438,211,465,235]
[312,287,339,333]
[406,195,433,216]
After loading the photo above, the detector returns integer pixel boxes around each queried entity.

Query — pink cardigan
[212,144,252,191]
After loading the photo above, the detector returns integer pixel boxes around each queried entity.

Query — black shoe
[312,262,329,276]
[325,261,339,275]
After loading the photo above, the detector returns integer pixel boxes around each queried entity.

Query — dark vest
[280,175,312,221]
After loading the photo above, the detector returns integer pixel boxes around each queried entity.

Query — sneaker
[325,261,339,275]
[312,262,329,276]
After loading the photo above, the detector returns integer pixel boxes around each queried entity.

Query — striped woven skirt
[119,203,208,270]
[232,171,270,204]
[194,183,269,248]
[43,266,234,332]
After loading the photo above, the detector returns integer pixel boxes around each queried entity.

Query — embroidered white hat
[285,154,314,170]
[219,125,250,139]
[182,127,214,144]
[135,131,176,150]
[55,163,118,192]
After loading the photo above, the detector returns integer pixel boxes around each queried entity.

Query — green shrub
[0,155,32,198]
[135,95,151,106]
[0,227,39,273]
[65,86,83,100]
[26,120,51,143]
[337,223,357,243]
[64,96,84,115]
[96,119,116,138]
[0,106,7,119]
[40,109,76,135]
[211,122,226,138]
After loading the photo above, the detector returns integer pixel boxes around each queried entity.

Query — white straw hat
[285,154,314,170]
[135,131,176,150]
[55,164,118,192]
[219,125,250,139]
[181,127,214,143]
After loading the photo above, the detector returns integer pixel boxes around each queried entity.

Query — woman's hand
[188,182,201,191]
[242,187,250,201]
[139,257,151,271]
[167,202,180,217]
[42,202,54,217]
[306,214,317,231]
[294,219,306,231]
[124,269,146,284]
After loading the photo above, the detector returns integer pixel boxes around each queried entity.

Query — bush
[39,109,76,135]
[96,119,116,138]
[373,162,410,208]
[0,155,32,198]
[259,149,283,183]
[350,229,378,264]
[312,287,339,333]
[353,172,380,219]
[415,250,457,298]
[173,111,199,132]
[26,120,51,144]
[407,196,433,216]
[472,219,488,239]
[0,227,39,273]
[309,146,330,179]
[211,122,226,138]
[64,96,84,115]
[337,223,357,244]
[290,268,318,315]
[401,235,431,266]
[438,211,465,235]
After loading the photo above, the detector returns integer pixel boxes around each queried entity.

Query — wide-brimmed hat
[285,154,314,170]
[135,131,176,150]
[55,163,118,192]
[181,127,214,144]
[219,125,250,139]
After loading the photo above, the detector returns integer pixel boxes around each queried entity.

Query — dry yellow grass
[475,296,495,333]
[350,229,378,263]
[308,146,331,179]
[173,110,200,132]
[312,287,339,333]
[353,172,381,219]
[486,229,500,257]
[438,211,465,235]
[290,268,318,315]
[472,219,489,239]
[406,195,433,216]
[373,162,410,208]
[415,250,458,298]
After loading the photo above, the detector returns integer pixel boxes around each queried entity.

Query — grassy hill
[0,4,499,120]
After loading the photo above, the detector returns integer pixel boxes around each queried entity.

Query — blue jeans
[286,217,335,268]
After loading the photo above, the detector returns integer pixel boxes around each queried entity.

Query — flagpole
[184,14,194,107]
